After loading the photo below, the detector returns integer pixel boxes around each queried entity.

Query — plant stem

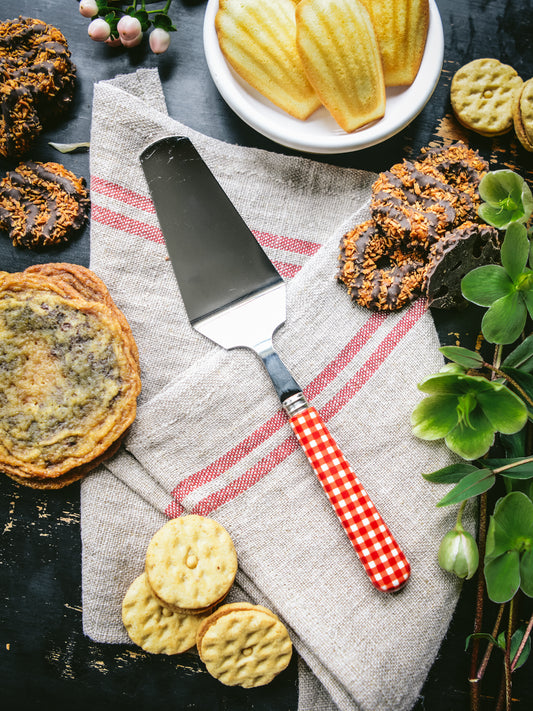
[484,363,533,407]
[469,492,489,711]
[504,598,515,710]
[511,610,533,671]
[473,603,506,682]
[492,455,533,474]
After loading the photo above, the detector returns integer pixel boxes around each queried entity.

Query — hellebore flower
[478,169,533,230]
[438,525,479,580]
[411,369,528,460]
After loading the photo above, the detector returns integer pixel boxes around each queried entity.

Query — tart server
[140,135,410,592]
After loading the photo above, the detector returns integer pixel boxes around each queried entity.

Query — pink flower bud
[149,28,171,54]
[117,15,142,42]
[79,0,98,18]
[88,18,111,42]
[120,33,143,48]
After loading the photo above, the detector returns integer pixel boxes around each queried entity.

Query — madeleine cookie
[145,516,238,614]
[513,78,533,152]
[451,58,523,136]
[196,602,293,688]
[0,264,141,488]
[0,161,89,249]
[296,0,385,132]
[215,0,320,120]
[122,573,209,655]
[359,0,429,86]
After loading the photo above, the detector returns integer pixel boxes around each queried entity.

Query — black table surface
[1,2,532,710]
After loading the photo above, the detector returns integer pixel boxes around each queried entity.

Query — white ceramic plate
[203,0,444,154]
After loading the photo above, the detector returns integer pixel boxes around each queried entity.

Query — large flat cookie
[0,264,141,488]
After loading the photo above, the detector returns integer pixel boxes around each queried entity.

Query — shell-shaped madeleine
[215,0,321,120]
[296,0,385,132]
[359,0,429,86]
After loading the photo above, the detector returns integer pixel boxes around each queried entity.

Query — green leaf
[439,346,484,369]
[411,394,458,439]
[152,12,176,31]
[502,333,533,373]
[484,550,521,602]
[481,292,527,344]
[501,223,530,280]
[461,265,514,306]
[465,632,500,651]
[476,383,528,434]
[422,463,480,484]
[500,366,533,417]
[484,457,533,480]
[500,429,528,459]
[486,515,516,560]
[132,9,150,30]
[510,626,532,668]
[522,288,533,321]
[418,372,493,395]
[519,548,533,597]
[444,407,495,460]
[436,468,495,507]
[492,491,533,540]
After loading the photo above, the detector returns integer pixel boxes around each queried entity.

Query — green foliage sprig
[412,168,533,710]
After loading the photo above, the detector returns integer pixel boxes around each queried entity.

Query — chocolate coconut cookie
[0,161,89,249]
[338,142,491,312]
[338,220,427,311]
[0,264,141,489]
[0,17,76,158]
[426,221,501,309]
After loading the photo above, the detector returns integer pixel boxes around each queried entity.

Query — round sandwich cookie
[122,573,210,655]
[0,263,141,489]
[0,161,90,249]
[450,58,523,137]
[513,77,533,152]
[196,602,293,688]
[145,515,238,615]
[0,17,76,157]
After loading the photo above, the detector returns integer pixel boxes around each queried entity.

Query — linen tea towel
[81,68,464,711]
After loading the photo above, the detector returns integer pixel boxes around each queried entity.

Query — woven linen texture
[81,68,466,711]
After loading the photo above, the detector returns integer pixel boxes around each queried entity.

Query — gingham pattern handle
[289,406,411,592]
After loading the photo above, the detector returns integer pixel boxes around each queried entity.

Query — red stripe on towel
[166,300,426,517]
[91,204,165,244]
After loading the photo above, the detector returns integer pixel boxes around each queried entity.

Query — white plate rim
[203,0,444,154]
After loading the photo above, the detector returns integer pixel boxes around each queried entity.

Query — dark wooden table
[1,2,532,710]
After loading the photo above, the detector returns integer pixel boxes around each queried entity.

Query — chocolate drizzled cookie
[0,161,89,249]
[0,17,76,157]
[337,142,491,311]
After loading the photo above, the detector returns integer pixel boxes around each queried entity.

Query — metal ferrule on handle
[283,397,411,592]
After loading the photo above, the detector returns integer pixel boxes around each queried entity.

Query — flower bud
[149,28,171,54]
[438,527,479,580]
[120,34,143,48]
[117,15,142,42]
[88,18,111,42]
[79,0,98,18]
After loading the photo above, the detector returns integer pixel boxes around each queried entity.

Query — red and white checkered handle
[289,406,411,592]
